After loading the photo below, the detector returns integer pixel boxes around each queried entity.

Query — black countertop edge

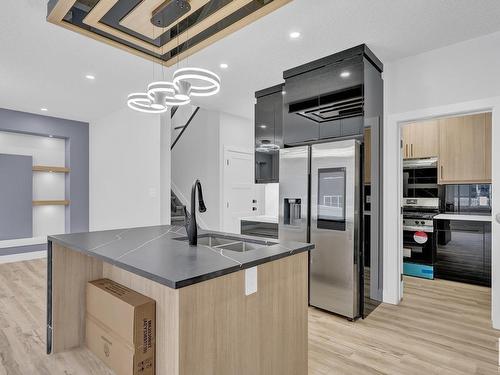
[47,236,314,290]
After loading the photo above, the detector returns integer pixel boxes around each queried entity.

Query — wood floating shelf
[33,166,70,173]
[33,200,70,206]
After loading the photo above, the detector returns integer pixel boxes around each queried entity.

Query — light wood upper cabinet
[402,120,439,159]
[438,113,492,184]
[364,127,371,184]
[402,125,412,159]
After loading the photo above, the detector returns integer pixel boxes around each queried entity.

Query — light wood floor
[0,259,498,375]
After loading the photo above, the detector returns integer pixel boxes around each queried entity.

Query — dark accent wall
[0,154,33,240]
[0,108,89,236]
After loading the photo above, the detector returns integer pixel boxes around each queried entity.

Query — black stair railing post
[171,106,200,150]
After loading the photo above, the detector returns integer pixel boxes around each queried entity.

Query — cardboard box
[86,279,155,375]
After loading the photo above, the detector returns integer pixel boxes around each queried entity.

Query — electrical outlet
[245,267,257,296]
[148,188,157,198]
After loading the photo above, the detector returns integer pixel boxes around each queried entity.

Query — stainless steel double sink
[174,233,276,253]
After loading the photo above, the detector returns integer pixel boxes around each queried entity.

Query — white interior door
[222,149,257,234]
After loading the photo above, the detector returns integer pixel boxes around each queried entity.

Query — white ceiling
[1,0,500,122]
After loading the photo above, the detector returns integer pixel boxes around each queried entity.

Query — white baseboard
[0,251,47,264]
[0,236,47,249]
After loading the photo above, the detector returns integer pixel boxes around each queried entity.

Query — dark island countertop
[48,225,313,289]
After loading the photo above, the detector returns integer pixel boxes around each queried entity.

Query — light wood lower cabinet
[438,113,492,184]
[49,243,309,375]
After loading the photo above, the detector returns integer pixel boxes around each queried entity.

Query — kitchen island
[47,225,313,375]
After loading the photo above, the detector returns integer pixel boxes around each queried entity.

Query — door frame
[384,96,500,329]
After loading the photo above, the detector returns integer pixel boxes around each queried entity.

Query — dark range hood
[281,44,383,145]
[289,85,364,123]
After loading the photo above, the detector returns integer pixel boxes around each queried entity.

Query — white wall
[90,108,170,231]
[219,111,266,219]
[171,108,221,230]
[386,31,500,115]
[264,183,279,218]
[383,31,500,328]
[171,109,265,230]
[219,112,254,151]
[0,131,65,240]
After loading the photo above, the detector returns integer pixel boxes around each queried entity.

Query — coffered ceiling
[47,0,291,66]
[1,0,500,122]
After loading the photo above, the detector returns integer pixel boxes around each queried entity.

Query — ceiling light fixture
[41,108,48,112]
[128,12,220,114]
[127,68,220,114]
[173,67,221,97]
[340,71,351,78]
[289,31,301,39]
[256,140,280,153]
[85,74,96,80]
[220,63,228,69]
[259,124,267,129]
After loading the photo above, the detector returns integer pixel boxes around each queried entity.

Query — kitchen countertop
[434,213,492,222]
[48,225,312,289]
[239,215,279,224]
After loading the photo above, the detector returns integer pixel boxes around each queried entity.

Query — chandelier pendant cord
[127,8,221,114]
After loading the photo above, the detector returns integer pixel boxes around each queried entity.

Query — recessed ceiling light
[41,108,48,112]
[260,124,267,129]
[289,31,301,39]
[340,71,351,78]
[85,74,96,80]
[48,135,53,138]
[220,63,229,69]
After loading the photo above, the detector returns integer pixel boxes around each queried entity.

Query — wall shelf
[32,165,70,173]
[32,200,70,206]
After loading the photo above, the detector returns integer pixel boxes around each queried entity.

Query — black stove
[402,198,439,274]
[403,212,437,220]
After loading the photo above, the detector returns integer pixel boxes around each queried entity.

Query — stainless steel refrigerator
[279,139,362,319]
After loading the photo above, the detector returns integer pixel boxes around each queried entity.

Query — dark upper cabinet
[282,45,381,146]
[255,84,283,183]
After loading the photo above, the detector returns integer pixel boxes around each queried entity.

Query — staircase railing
[170,105,201,224]
[171,106,200,150]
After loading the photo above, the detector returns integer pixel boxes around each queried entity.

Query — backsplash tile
[443,184,491,213]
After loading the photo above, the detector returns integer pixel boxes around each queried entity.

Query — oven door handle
[403,225,434,233]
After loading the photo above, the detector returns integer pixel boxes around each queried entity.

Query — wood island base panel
[48,242,309,375]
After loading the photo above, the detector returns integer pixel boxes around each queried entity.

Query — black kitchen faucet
[184,179,206,246]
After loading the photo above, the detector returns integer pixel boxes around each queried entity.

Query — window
[317,167,346,230]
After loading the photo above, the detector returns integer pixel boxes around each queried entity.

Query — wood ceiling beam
[120,0,211,40]
[163,0,292,66]
[47,0,293,66]
[83,0,164,54]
